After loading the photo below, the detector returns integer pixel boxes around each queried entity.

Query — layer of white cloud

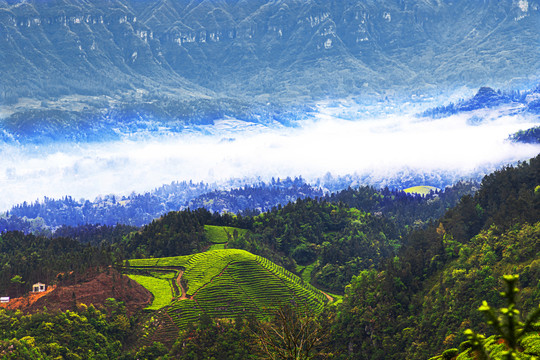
[0,105,539,211]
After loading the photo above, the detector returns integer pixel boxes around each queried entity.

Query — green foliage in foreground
[430,275,540,360]
[169,316,260,360]
[0,303,131,359]
[464,275,540,359]
[167,304,335,360]
[332,222,540,360]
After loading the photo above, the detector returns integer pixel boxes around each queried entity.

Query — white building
[32,282,46,292]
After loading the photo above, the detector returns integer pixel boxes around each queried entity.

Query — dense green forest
[0,155,538,359]
[0,302,133,359]
[331,156,540,359]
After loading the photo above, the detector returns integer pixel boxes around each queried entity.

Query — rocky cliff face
[0,0,538,126]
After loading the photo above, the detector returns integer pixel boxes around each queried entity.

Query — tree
[10,275,24,285]
[10,275,25,297]
[252,304,330,360]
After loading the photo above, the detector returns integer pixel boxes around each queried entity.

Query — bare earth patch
[1,267,152,315]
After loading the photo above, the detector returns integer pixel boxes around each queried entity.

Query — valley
[1,87,539,216]
[0,0,539,358]
[0,155,538,358]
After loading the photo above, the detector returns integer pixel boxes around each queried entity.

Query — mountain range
[1,0,539,135]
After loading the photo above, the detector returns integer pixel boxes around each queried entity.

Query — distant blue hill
[509,126,540,144]
[1,168,484,233]
[420,84,540,118]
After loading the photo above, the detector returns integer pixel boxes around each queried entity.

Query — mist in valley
[1,102,538,211]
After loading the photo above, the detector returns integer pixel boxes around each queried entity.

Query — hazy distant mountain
[421,83,540,118]
[510,125,540,144]
[1,0,539,133]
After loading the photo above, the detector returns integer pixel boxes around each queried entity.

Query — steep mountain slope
[332,154,540,359]
[1,0,538,136]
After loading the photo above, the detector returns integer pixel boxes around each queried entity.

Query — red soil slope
[1,267,152,315]
[0,286,56,311]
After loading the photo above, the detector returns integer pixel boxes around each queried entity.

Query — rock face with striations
[0,0,538,126]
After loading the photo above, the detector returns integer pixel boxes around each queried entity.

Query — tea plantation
[124,249,329,330]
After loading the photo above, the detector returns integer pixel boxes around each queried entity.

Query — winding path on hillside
[176,270,189,300]
[321,291,334,302]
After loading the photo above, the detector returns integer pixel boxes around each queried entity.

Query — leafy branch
[464,275,540,360]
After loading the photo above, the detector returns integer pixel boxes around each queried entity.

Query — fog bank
[1,106,538,211]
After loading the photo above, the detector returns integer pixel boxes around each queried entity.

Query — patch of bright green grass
[300,261,317,284]
[204,225,247,243]
[127,255,193,268]
[125,258,160,267]
[403,185,439,196]
[148,271,177,280]
[128,274,173,310]
[324,292,343,305]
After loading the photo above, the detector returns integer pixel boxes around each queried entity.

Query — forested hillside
[120,179,476,292]
[1,175,476,233]
[510,126,540,144]
[0,232,117,297]
[1,177,322,230]
[0,155,538,359]
[326,180,478,229]
[332,155,540,359]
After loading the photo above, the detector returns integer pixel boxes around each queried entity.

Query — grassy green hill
[124,249,329,331]
[403,185,439,196]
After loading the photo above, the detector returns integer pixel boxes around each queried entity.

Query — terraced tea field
[124,249,329,330]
